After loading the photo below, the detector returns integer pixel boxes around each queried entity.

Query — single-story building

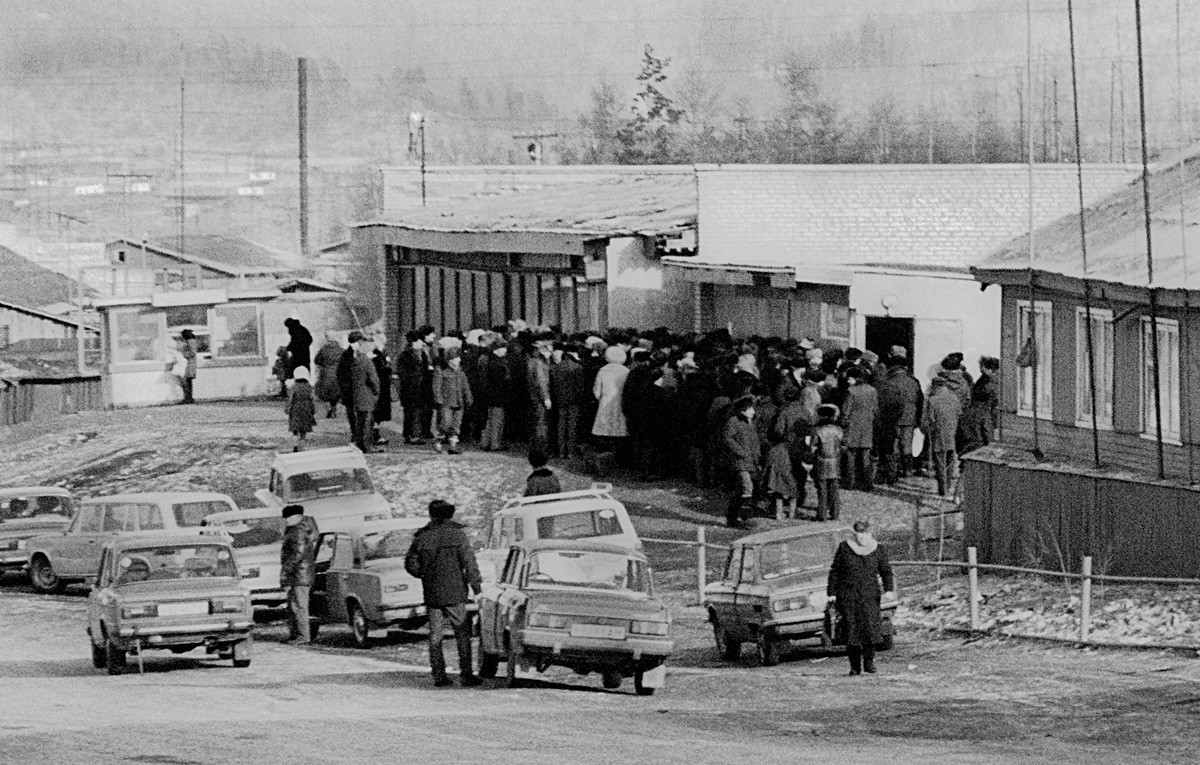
[0,245,99,350]
[353,168,698,349]
[663,164,1137,382]
[965,147,1200,577]
[99,235,299,296]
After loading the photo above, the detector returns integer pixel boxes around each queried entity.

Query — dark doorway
[865,316,914,366]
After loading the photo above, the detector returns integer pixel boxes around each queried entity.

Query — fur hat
[281,504,304,518]
[817,403,840,420]
[428,499,456,520]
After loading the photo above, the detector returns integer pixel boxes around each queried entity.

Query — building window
[165,305,211,354]
[1075,307,1114,428]
[1017,300,1053,417]
[1141,316,1181,442]
[210,304,262,359]
[820,302,850,342]
[112,308,164,363]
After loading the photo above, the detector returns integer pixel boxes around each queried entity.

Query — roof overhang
[661,256,853,288]
[973,266,1200,308]
[353,223,606,257]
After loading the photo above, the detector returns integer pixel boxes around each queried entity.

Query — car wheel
[505,636,524,689]
[232,637,252,668]
[348,603,369,649]
[712,619,740,662]
[106,639,126,675]
[30,556,65,595]
[633,669,656,697]
[601,670,623,690]
[91,640,107,669]
[479,651,499,679]
[756,631,780,667]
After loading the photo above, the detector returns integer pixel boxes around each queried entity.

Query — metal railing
[641,527,730,604]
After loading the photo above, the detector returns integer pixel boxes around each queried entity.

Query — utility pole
[298,57,310,260]
[178,77,186,256]
[410,112,426,206]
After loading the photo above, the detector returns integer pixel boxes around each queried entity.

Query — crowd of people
[278,318,1000,527]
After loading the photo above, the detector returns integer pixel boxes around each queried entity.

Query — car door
[481,547,522,653]
[708,545,742,634]
[322,533,354,623]
[57,504,111,578]
[87,548,112,641]
[310,532,337,620]
[733,546,766,636]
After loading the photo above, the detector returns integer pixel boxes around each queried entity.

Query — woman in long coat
[371,340,394,445]
[591,346,629,447]
[827,519,895,675]
[313,334,344,418]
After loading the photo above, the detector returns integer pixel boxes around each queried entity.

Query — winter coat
[591,362,630,438]
[841,384,879,449]
[404,519,482,607]
[336,347,356,411]
[286,380,317,435]
[397,346,433,407]
[313,341,343,403]
[811,422,844,480]
[958,401,992,455]
[922,383,962,452]
[937,367,972,410]
[973,373,1000,434]
[772,400,815,463]
[181,339,198,379]
[286,322,313,375]
[527,354,553,408]
[763,442,798,498]
[350,352,380,414]
[524,468,562,497]
[480,353,511,409]
[372,351,393,423]
[827,537,894,647]
[433,366,473,410]
[550,356,588,407]
[876,366,923,429]
[279,515,319,588]
[722,414,761,474]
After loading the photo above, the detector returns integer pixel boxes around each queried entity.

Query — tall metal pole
[419,117,426,206]
[1176,0,1195,483]
[298,58,310,260]
[179,77,186,255]
[1026,0,1041,454]
[1134,0,1166,478]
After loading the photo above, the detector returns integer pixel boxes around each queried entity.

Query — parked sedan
[26,492,238,593]
[0,487,73,579]
[310,518,427,647]
[478,539,672,695]
[86,535,253,675]
[255,447,393,528]
[704,525,897,666]
[201,507,288,607]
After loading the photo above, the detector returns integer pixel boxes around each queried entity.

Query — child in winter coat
[271,346,290,399]
[524,448,562,496]
[432,349,473,454]
[286,366,317,452]
[810,404,844,522]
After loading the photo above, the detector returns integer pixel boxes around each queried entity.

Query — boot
[738,497,754,525]
[785,498,797,521]
[725,497,742,528]
[448,437,462,455]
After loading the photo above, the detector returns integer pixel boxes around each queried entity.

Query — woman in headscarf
[591,346,630,458]
[827,519,895,676]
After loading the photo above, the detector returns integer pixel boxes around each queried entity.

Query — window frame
[1074,306,1114,430]
[110,307,166,367]
[208,303,264,360]
[1140,316,1182,443]
[820,302,851,343]
[1016,299,1054,418]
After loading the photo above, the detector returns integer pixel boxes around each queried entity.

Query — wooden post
[696,526,707,605]
[967,546,980,631]
[1080,555,1092,643]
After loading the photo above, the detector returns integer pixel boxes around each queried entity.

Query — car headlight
[629,620,669,636]
[528,612,570,630]
[209,598,245,614]
[122,604,158,618]
[384,583,409,593]
[771,595,810,613]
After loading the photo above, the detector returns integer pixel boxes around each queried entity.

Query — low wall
[0,376,104,426]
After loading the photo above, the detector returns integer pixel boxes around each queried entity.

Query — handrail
[891,558,1200,586]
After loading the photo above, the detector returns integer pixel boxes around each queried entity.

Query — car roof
[269,446,367,473]
[496,488,624,519]
[734,525,852,546]
[81,492,237,506]
[106,534,233,553]
[513,538,647,558]
[203,506,280,523]
[330,517,427,538]
[0,486,72,499]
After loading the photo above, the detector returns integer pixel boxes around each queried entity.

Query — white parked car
[255,447,393,528]
[201,506,288,607]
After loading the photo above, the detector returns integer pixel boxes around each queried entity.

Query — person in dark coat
[550,344,588,458]
[336,332,360,445]
[313,333,344,418]
[722,396,761,528]
[284,317,313,377]
[973,356,1000,439]
[479,343,510,451]
[433,349,473,454]
[875,358,924,484]
[765,384,814,519]
[524,448,562,496]
[285,366,317,452]
[827,519,895,675]
[179,329,198,404]
[404,499,483,687]
[350,335,380,453]
[398,328,436,444]
[527,339,554,454]
[840,367,878,492]
[923,375,963,497]
[811,404,844,522]
[280,504,319,644]
[371,338,394,446]
[957,382,994,457]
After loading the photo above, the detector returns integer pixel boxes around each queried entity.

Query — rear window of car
[209,516,286,549]
[759,537,832,580]
[284,468,373,501]
[535,508,623,541]
[359,528,417,563]
[0,495,72,521]
[116,544,238,584]
[174,501,235,527]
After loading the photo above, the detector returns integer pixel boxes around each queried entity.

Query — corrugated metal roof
[113,235,297,275]
[686,164,1138,275]
[365,173,697,238]
[974,147,1200,292]
[0,245,90,311]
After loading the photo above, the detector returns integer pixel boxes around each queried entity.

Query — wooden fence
[0,375,104,426]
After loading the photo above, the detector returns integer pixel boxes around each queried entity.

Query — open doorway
[865,316,914,367]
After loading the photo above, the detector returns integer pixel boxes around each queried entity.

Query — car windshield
[0,494,72,522]
[115,544,238,585]
[173,501,234,527]
[526,550,650,593]
[359,527,417,563]
[209,517,286,549]
[284,468,373,501]
[759,536,832,580]
[534,508,623,541]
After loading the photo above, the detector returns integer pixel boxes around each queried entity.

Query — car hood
[105,577,246,601]
[0,517,71,537]
[524,588,669,621]
[286,494,394,526]
[230,545,282,567]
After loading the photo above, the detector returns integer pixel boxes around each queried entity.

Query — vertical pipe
[1080,555,1092,643]
[178,77,185,255]
[696,526,707,606]
[419,119,426,206]
[967,546,980,631]
[298,58,310,260]
[1175,0,1194,484]
[1025,0,1041,454]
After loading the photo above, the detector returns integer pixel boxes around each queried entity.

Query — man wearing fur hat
[280,504,319,644]
[811,404,844,522]
[722,396,761,528]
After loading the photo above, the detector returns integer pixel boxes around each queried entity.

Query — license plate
[158,601,209,617]
[570,623,625,640]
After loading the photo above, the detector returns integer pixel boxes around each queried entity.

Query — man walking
[550,343,587,458]
[405,499,483,688]
[527,338,554,454]
[280,504,319,645]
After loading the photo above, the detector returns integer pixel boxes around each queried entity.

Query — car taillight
[122,604,158,618]
[384,583,409,594]
[771,595,810,613]
[629,620,669,636]
[528,612,570,630]
[210,598,244,614]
